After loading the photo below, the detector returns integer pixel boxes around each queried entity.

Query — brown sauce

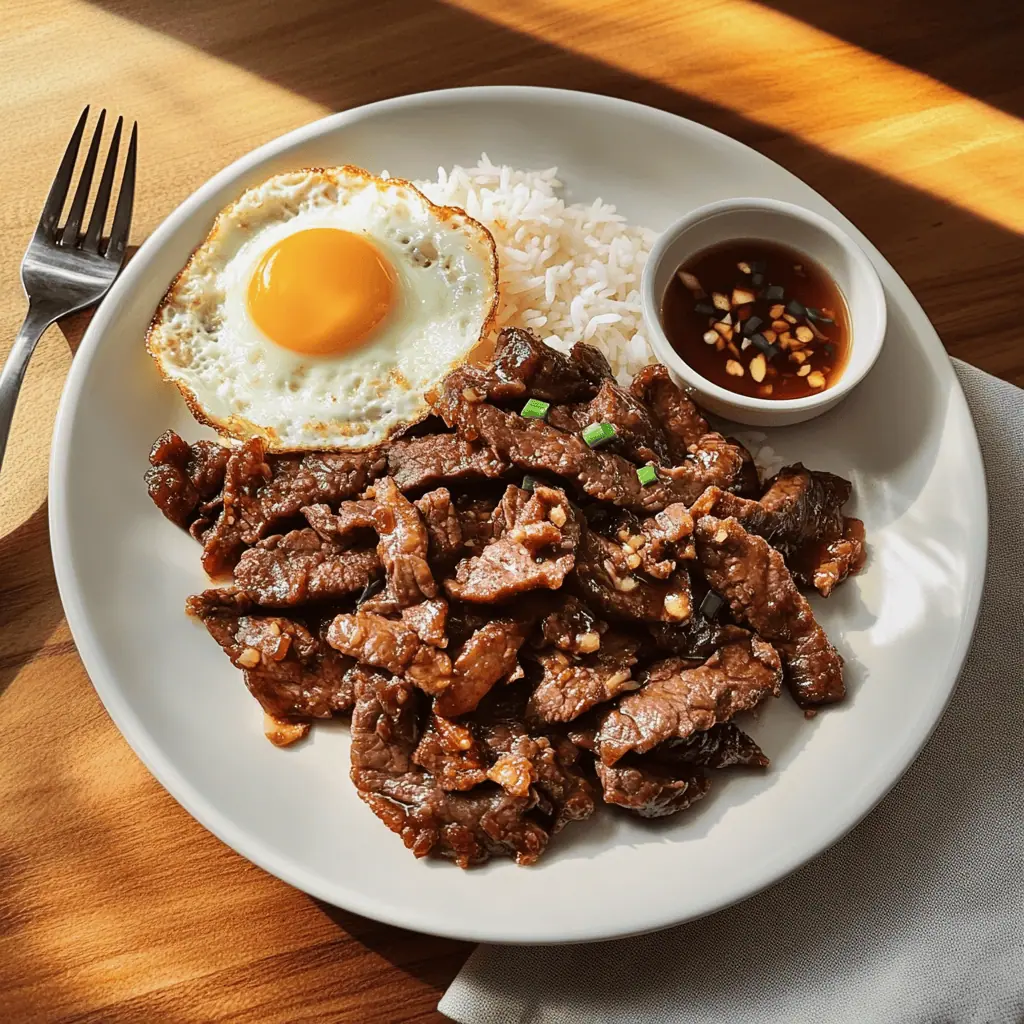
[661,239,851,400]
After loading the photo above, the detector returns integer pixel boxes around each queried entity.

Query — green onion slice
[521,398,550,419]
[636,465,658,486]
[582,421,617,447]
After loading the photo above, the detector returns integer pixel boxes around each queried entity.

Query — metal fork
[0,106,137,472]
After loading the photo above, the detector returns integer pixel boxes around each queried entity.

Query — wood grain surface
[1,1,1021,1021]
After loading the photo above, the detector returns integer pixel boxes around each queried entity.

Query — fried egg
[147,166,498,450]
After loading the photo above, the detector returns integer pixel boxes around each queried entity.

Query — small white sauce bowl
[642,198,887,427]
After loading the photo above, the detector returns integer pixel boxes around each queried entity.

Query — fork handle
[0,301,60,474]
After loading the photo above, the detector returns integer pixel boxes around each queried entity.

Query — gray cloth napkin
[440,360,1024,1024]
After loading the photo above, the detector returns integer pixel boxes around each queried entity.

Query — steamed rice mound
[416,155,656,385]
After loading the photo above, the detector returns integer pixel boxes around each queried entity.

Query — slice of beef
[431,332,608,426]
[648,620,751,663]
[357,772,549,868]
[694,515,845,707]
[629,364,709,461]
[413,488,464,562]
[387,434,511,491]
[527,632,640,723]
[548,379,671,465]
[439,389,748,512]
[810,517,867,598]
[660,722,769,769]
[189,441,231,498]
[301,500,376,546]
[573,525,692,623]
[326,612,453,694]
[254,448,386,531]
[533,732,597,832]
[445,485,579,603]
[691,464,866,595]
[233,529,378,606]
[306,486,458,601]
[457,495,503,554]
[186,587,354,719]
[727,439,763,499]
[646,570,749,661]
[469,696,596,833]
[194,441,385,575]
[412,714,489,791]
[367,476,437,609]
[491,326,599,403]
[444,600,494,647]
[542,402,586,436]
[348,665,420,775]
[640,504,695,577]
[488,484,534,539]
[486,732,596,832]
[578,503,693,583]
[595,759,711,818]
[244,658,356,726]
[536,595,606,655]
[596,636,783,764]
[401,599,448,648]
[569,342,615,386]
[434,619,531,717]
[583,378,671,464]
[145,430,229,527]
[197,437,272,575]
[349,670,549,867]
[758,467,855,569]
[146,431,197,527]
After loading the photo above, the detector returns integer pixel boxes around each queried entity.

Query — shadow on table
[0,501,67,700]
[0,278,135,702]
[756,0,1024,121]
[314,899,472,993]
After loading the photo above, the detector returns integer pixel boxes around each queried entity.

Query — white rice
[416,155,657,385]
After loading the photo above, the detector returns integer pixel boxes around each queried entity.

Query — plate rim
[48,85,988,944]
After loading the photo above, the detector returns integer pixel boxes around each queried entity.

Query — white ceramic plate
[49,88,986,944]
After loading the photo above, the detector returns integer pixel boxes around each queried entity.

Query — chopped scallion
[521,398,550,420]
[522,475,539,492]
[636,465,658,486]
[582,421,617,447]
[741,315,763,337]
[749,333,780,361]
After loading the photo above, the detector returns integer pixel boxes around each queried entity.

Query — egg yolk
[247,228,396,356]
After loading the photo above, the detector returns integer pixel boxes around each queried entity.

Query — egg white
[147,167,498,450]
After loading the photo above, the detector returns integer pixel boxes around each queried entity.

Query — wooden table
[1,1,1021,1020]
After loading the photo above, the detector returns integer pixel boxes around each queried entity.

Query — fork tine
[105,121,137,265]
[36,106,89,240]
[60,109,106,247]
[81,115,122,253]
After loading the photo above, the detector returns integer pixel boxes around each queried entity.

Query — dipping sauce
[661,239,851,400]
